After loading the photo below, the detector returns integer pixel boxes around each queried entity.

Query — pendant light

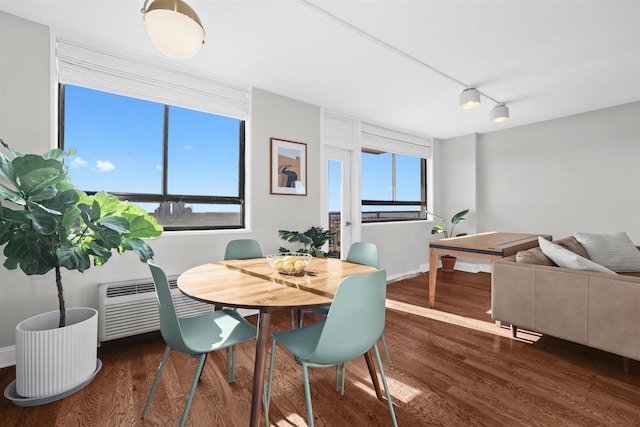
[141,0,205,60]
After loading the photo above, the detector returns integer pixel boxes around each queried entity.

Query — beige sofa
[491,236,640,371]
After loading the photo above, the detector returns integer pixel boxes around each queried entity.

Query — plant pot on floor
[14,307,100,400]
[441,255,457,272]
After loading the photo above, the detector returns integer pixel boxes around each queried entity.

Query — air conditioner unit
[97,276,214,342]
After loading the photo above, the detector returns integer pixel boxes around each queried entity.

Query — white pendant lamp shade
[459,87,481,110]
[142,0,205,60]
[490,103,510,123]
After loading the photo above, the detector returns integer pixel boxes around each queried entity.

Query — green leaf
[121,213,162,239]
[0,147,15,185]
[451,209,469,225]
[26,212,59,235]
[122,237,155,262]
[96,215,130,234]
[0,182,26,206]
[57,243,91,272]
[12,155,67,196]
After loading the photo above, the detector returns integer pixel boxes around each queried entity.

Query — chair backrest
[224,239,263,260]
[346,242,379,269]
[147,261,192,354]
[307,270,387,365]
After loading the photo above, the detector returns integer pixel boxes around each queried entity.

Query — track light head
[459,87,481,110]
[490,103,510,123]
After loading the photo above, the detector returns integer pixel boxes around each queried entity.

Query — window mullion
[162,105,169,197]
[391,153,396,201]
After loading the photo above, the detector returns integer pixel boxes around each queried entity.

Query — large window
[361,149,428,222]
[60,84,245,231]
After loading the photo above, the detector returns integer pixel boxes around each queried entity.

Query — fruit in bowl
[267,253,312,275]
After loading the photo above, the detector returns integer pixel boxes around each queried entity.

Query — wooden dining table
[177,257,381,427]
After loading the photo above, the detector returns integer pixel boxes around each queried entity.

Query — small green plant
[427,209,469,238]
[278,226,337,258]
[0,140,163,327]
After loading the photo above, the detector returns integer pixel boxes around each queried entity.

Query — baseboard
[455,260,492,273]
[0,345,16,368]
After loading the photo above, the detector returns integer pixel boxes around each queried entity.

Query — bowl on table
[266,253,312,275]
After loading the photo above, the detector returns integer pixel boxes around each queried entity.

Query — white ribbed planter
[15,307,98,398]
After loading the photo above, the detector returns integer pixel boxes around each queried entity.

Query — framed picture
[270,138,307,196]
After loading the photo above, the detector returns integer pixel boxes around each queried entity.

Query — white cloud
[70,157,88,168]
[96,160,116,172]
[155,164,163,170]
[185,145,196,152]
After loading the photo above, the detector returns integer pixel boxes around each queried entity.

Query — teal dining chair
[224,238,263,261]
[264,270,398,427]
[302,242,392,366]
[141,261,257,427]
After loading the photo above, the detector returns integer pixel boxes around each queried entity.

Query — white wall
[476,102,640,242]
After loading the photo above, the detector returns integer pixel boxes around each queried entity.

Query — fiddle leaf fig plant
[428,208,469,238]
[0,140,163,328]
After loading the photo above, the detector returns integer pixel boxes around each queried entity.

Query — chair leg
[373,344,398,427]
[198,353,208,382]
[302,363,315,427]
[298,309,305,328]
[290,309,296,329]
[141,345,172,419]
[340,363,346,396]
[380,334,392,366]
[179,354,207,427]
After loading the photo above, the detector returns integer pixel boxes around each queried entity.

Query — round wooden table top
[177,257,378,310]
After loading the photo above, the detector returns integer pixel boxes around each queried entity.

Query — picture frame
[270,138,307,196]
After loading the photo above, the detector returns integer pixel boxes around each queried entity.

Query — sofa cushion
[538,237,616,274]
[574,232,640,272]
[553,236,590,259]
[516,247,555,266]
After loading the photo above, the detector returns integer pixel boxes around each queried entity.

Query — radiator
[97,275,214,342]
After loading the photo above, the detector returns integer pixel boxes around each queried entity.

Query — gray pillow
[574,232,640,272]
[538,237,616,274]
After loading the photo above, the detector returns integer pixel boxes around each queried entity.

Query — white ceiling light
[141,0,205,60]
[459,88,481,110]
[490,104,510,123]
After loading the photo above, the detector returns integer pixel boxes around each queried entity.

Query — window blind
[361,123,432,158]
[56,37,249,120]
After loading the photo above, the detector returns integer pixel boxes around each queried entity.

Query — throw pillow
[538,236,616,274]
[516,247,555,266]
[574,232,640,272]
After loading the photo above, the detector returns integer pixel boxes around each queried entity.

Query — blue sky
[64,85,240,205]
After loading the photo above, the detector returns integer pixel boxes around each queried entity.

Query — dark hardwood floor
[2,270,639,426]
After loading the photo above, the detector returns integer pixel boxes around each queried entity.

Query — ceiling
[1,0,639,139]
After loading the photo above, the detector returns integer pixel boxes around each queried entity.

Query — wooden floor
[2,270,640,426]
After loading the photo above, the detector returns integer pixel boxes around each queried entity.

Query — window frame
[361,150,428,223]
[58,83,246,231]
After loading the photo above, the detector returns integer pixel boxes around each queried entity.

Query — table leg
[429,247,438,307]
[249,310,272,427]
[364,349,383,400]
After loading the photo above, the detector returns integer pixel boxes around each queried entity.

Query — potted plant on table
[428,208,469,271]
[0,140,163,403]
